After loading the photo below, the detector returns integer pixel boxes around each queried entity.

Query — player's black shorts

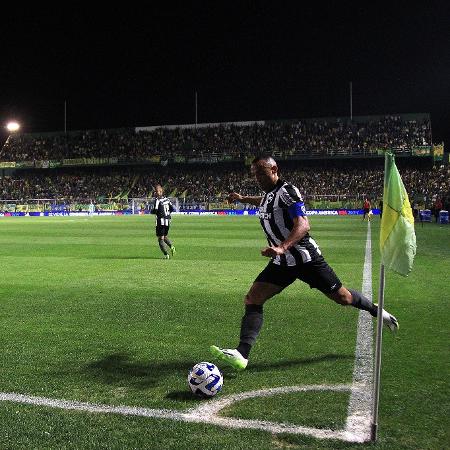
[156,224,170,236]
[363,208,370,214]
[254,257,342,295]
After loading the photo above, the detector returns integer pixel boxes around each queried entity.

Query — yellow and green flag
[380,152,416,276]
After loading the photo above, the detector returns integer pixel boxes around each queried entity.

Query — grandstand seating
[1,113,447,212]
[0,114,432,163]
[0,164,448,207]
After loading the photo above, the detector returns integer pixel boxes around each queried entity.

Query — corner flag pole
[372,151,416,441]
[371,263,385,441]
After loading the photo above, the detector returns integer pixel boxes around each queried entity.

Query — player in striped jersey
[151,184,176,259]
[210,155,398,370]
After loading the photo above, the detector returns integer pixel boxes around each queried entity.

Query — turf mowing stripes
[0,220,375,443]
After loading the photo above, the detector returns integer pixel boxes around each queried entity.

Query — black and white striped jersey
[152,197,174,226]
[258,179,322,267]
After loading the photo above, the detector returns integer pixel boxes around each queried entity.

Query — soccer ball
[188,362,223,398]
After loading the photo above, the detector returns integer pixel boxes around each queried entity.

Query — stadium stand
[0,114,432,162]
[0,164,448,209]
[0,113,448,213]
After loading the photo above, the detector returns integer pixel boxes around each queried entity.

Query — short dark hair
[252,155,276,165]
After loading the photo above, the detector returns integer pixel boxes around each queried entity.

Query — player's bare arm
[261,216,310,257]
[228,192,263,206]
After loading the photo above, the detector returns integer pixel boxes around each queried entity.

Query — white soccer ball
[188,362,223,398]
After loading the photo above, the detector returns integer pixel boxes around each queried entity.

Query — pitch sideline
[0,223,374,443]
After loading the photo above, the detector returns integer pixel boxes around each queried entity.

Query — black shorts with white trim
[156,224,170,236]
[255,257,342,294]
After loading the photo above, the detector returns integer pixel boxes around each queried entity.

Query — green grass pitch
[0,214,448,449]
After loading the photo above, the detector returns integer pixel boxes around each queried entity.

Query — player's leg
[237,281,282,355]
[157,233,170,258]
[163,225,176,256]
[210,282,282,370]
[305,259,399,332]
[166,239,176,256]
[210,263,294,370]
[326,287,399,332]
[327,286,376,314]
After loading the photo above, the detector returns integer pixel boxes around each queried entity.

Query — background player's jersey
[258,179,322,267]
[151,196,174,226]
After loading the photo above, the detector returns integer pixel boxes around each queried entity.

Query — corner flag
[372,152,417,441]
[379,152,416,276]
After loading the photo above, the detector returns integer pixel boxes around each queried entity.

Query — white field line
[1,384,363,442]
[344,221,374,442]
[0,223,375,443]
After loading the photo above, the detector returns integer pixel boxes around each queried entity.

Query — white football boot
[376,306,399,333]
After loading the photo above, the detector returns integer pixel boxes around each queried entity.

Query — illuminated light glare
[6,122,20,132]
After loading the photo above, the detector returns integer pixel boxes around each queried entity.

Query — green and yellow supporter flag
[380,152,416,276]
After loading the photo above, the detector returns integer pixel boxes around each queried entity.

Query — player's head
[155,184,163,197]
[251,155,279,192]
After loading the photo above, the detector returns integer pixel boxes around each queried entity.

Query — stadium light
[6,121,20,132]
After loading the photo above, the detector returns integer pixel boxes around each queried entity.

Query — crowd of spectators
[0,164,447,209]
[1,115,431,162]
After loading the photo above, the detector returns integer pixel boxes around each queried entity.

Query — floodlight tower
[1,121,21,147]
[1,121,21,176]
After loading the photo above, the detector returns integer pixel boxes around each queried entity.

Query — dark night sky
[1,3,449,148]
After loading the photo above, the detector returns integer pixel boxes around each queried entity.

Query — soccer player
[362,198,371,221]
[151,184,176,259]
[88,200,95,216]
[210,155,398,370]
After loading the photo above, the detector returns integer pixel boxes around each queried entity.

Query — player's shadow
[84,353,192,389]
[165,391,203,401]
[247,353,353,372]
[84,256,160,260]
[83,353,353,392]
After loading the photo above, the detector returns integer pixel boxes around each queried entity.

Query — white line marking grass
[0,384,359,442]
[0,224,374,443]
[344,221,374,442]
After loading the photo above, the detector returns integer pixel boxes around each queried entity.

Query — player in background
[362,197,371,221]
[88,200,95,216]
[433,197,443,223]
[151,184,176,259]
[210,155,398,371]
